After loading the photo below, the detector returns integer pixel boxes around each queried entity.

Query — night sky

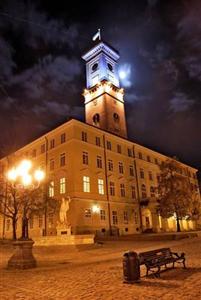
[0,0,200,172]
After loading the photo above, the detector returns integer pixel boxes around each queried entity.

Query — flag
[92,29,101,41]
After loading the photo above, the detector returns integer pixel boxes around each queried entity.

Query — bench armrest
[171,252,185,259]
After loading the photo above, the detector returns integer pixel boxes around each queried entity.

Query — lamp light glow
[22,174,32,186]
[7,168,18,181]
[17,159,32,176]
[34,169,45,182]
[92,204,100,213]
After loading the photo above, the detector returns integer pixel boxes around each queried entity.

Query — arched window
[141,184,147,199]
[93,113,100,126]
[107,63,113,72]
[92,63,98,72]
[113,113,120,123]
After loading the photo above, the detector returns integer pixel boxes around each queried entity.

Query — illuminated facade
[0,40,200,238]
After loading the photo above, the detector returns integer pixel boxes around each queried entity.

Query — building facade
[0,40,200,239]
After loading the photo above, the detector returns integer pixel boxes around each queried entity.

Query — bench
[138,248,186,277]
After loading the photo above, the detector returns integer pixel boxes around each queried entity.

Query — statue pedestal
[8,239,36,269]
[56,224,71,236]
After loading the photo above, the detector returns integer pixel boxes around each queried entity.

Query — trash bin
[123,251,140,283]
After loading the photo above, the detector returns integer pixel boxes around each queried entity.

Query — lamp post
[6,159,45,269]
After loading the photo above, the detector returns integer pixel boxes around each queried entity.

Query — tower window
[93,113,100,126]
[92,63,98,72]
[107,63,113,72]
[113,113,120,123]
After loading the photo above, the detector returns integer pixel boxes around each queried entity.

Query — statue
[59,196,71,225]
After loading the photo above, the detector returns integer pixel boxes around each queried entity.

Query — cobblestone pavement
[0,238,201,300]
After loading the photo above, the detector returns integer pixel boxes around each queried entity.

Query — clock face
[92,63,98,72]
[107,63,113,72]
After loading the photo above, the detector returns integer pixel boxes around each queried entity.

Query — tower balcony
[83,80,124,104]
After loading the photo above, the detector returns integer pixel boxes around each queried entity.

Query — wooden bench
[138,248,186,277]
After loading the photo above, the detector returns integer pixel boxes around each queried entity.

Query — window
[93,114,100,126]
[39,215,43,228]
[6,219,10,231]
[107,63,113,72]
[92,63,98,72]
[49,181,54,197]
[85,209,91,218]
[82,151,89,165]
[60,153,66,166]
[109,182,115,196]
[147,155,151,162]
[108,159,113,171]
[50,159,54,171]
[149,171,153,181]
[117,144,121,153]
[97,156,102,168]
[138,152,142,159]
[60,177,66,194]
[113,113,120,123]
[29,217,34,229]
[123,211,129,224]
[106,141,111,150]
[98,179,104,195]
[48,213,54,226]
[150,186,155,197]
[41,144,45,154]
[120,183,125,197]
[83,176,90,192]
[119,162,124,174]
[131,186,136,199]
[140,168,144,179]
[129,165,134,176]
[50,139,55,149]
[112,211,118,225]
[32,149,37,157]
[141,184,147,198]
[128,148,132,157]
[96,137,101,146]
[134,212,138,224]
[100,210,106,220]
[61,133,66,144]
[82,131,87,142]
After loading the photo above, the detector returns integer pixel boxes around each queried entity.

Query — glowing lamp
[22,174,32,186]
[7,168,18,181]
[34,169,45,182]
[92,205,100,213]
[17,159,32,176]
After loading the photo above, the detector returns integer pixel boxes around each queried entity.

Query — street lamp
[7,159,45,240]
[7,159,45,269]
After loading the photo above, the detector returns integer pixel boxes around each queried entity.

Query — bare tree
[157,159,201,232]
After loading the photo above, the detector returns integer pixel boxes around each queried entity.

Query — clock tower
[82,40,127,138]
